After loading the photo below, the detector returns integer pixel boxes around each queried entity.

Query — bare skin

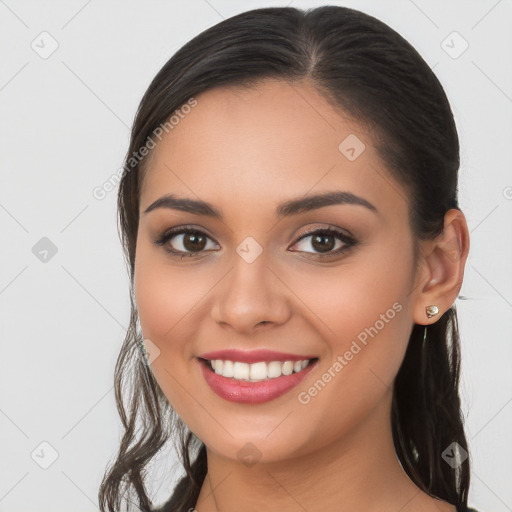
[134,79,469,512]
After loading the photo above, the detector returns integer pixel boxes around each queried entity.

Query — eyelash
[153,224,358,260]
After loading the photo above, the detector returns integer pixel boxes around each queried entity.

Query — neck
[193,388,452,512]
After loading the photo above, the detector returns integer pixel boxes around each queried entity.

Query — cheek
[134,256,173,342]
[133,243,205,411]
[133,240,215,357]
[294,239,414,381]
[298,245,411,331]
[287,248,414,446]
[134,240,187,351]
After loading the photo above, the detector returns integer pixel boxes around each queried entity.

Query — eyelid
[292,223,355,243]
[154,224,215,241]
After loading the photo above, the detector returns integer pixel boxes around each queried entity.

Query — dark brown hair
[99,5,470,511]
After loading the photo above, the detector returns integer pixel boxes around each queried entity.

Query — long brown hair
[99,6,470,511]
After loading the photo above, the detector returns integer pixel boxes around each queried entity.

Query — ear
[411,209,470,326]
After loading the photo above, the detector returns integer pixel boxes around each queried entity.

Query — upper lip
[198,349,318,364]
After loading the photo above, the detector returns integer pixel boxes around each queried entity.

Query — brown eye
[181,232,208,252]
[290,227,357,258]
[154,227,219,257]
[311,233,336,253]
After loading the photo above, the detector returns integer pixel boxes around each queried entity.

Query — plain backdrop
[1,1,511,511]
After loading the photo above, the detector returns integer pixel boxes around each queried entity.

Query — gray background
[1,0,511,510]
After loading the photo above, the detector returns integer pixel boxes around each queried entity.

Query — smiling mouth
[198,357,319,382]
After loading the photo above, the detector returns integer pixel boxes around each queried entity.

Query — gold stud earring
[425,305,439,319]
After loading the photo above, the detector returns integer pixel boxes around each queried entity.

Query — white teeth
[282,361,294,375]
[249,361,267,380]
[267,361,282,378]
[208,358,312,381]
[233,361,249,380]
[222,360,234,377]
[213,360,223,374]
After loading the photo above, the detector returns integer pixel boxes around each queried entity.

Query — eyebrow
[142,191,378,218]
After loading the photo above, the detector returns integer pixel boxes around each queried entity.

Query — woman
[99,6,480,512]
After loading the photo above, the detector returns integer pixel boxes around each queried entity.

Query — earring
[425,305,439,319]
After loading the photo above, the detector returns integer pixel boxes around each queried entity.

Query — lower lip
[198,358,318,404]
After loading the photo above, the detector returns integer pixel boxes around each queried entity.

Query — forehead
[139,79,408,223]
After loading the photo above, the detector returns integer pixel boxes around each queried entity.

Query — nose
[210,256,292,335]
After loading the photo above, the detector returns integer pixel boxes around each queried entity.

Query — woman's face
[134,79,427,463]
